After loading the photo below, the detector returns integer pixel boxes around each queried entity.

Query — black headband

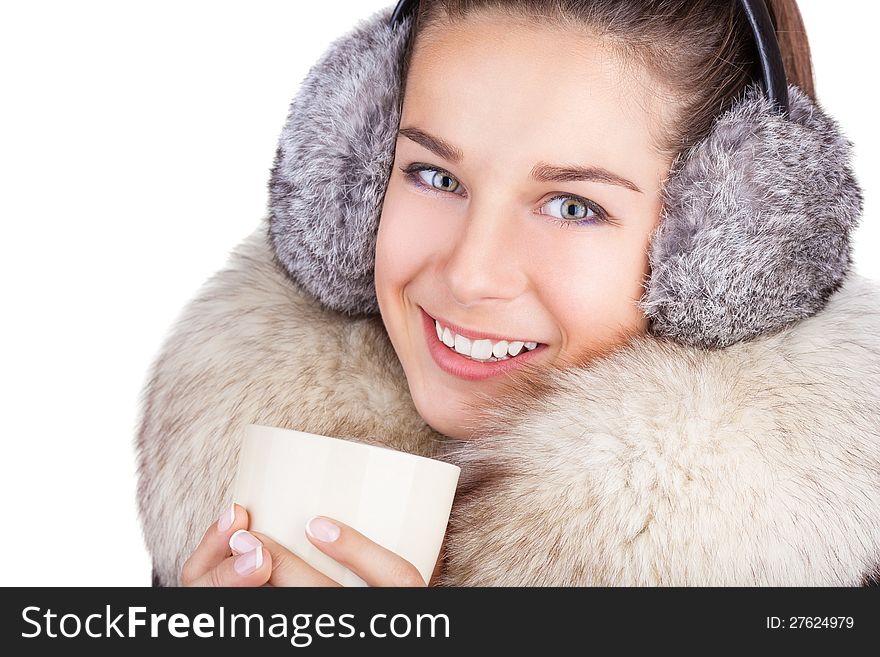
[389,0,790,116]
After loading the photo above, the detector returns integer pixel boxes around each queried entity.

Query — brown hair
[398,0,814,161]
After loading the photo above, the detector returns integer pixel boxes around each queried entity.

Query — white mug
[231,423,461,586]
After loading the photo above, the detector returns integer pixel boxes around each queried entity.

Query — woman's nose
[441,200,529,307]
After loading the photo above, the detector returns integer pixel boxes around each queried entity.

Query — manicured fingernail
[234,546,263,576]
[306,516,340,542]
[216,503,235,532]
[229,529,262,554]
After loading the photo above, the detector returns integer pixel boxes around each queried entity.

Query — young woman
[136,1,880,586]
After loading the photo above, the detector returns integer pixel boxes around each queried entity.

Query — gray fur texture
[268,6,409,317]
[268,4,863,348]
[641,82,864,347]
[135,220,880,586]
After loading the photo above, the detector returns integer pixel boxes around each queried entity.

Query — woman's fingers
[305,516,426,587]
[245,530,341,587]
[185,543,272,587]
[180,502,250,585]
[180,506,423,587]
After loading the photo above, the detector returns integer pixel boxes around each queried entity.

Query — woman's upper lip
[421,306,544,345]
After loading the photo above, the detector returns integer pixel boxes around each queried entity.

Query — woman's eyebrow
[398,127,464,165]
[397,126,643,194]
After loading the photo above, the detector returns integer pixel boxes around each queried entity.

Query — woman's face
[375,11,674,439]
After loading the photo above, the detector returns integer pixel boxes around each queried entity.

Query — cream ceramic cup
[231,423,461,586]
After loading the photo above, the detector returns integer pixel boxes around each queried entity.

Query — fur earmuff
[640,82,863,347]
[268,5,863,348]
[268,7,409,317]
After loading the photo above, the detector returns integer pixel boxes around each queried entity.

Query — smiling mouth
[432,320,541,362]
[421,307,545,362]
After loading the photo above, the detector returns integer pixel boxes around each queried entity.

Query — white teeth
[492,340,509,358]
[471,339,494,360]
[442,326,455,348]
[433,318,540,362]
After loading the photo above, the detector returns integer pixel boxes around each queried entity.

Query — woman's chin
[408,383,474,440]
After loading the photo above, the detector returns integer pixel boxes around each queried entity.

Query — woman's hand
[180,503,437,587]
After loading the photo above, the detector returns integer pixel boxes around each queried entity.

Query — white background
[0,1,876,586]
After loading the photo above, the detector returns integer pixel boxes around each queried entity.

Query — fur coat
[135,217,880,587]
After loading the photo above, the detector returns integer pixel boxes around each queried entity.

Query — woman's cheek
[533,231,651,357]
[377,196,453,287]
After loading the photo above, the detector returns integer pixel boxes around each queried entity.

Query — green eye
[400,163,465,197]
[544,196,599,222]
[420,169,460,193]
[540,195,609,227]
[555,197,591,220]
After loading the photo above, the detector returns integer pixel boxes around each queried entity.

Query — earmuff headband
[738,0,789,115]
[389,0,790,116]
